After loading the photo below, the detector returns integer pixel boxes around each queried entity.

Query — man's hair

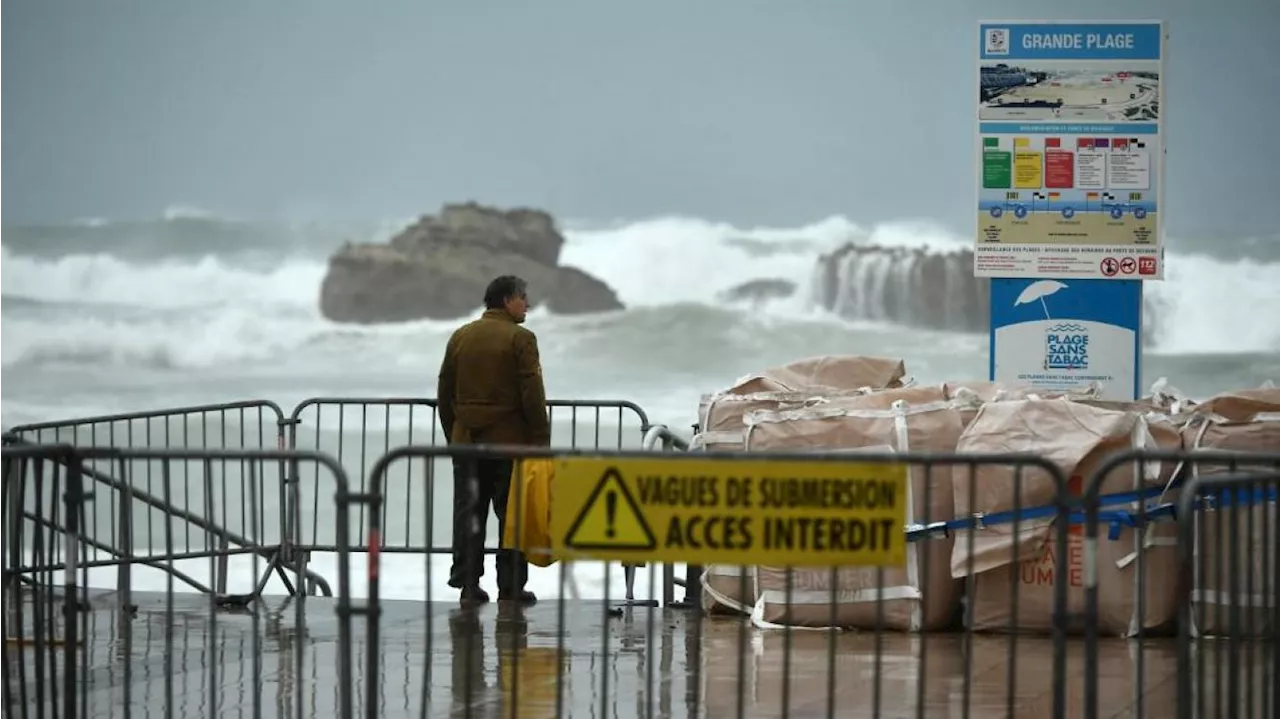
[483,275,528,309]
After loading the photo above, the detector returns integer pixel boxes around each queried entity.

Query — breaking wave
[2,213,1278,374]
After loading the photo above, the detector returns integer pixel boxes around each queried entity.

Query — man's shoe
[498,590,537,605]
[459,586,490,604]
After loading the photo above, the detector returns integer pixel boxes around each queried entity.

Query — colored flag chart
[976,126,1162,278]
[981,134,1152,222]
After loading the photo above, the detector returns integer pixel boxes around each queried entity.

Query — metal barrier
[5,401,295,599]
[1174,469,1279,719]
[2,397,659,602]
[343,444,1077,719]
[13,401,1279,718]
[1,445,353,719]
[640,424,695,606]
[285,397,658,598]
[7,399,290,451]
[2,444,86,719]
[1086,448,1280,719]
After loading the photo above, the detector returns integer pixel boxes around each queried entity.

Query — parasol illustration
[1014,280,1068,320]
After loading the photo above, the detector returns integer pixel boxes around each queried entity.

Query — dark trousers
[448,457,528,593]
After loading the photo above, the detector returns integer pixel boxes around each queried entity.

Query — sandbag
[951,398,1182,637]
[942,380,1106,429]
[741,388,964,631]
[700,564,760,615]
[1180,386,1280,637]
[692,355,908,615]
[725,354,908,396]
[695,389,873,452]
[695,387,910,614]
[695,388,876,615]
[1188,386,1280,424]
[696,354,909,447]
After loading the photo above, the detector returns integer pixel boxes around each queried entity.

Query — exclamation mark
[605,490,618,538]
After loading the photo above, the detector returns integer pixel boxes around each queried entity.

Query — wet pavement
[4,589,1272,718]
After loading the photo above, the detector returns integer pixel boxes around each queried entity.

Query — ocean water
[3,209,1279,601]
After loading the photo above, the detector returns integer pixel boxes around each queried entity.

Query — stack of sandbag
[740,384,965,631]
[698,391,835,614]
[951,397,1184,637]
[696,353,909,449]
[1178,385,1280,637]
[730,354,910,395]
[942,380,1103,429]
[695,354,909,615]
[696,390,873,452]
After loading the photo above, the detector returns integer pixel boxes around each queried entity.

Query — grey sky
[4,0,1277,236]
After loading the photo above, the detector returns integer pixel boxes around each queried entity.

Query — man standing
[438,275,550,604]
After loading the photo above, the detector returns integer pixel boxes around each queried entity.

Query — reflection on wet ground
[4,590,1273,718]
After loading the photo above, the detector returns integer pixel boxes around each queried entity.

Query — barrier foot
[619,563,660,609]
[664,563,703,610]
[215,593,256,609]
[214,551,287,610]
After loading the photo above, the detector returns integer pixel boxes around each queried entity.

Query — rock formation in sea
[319,202,624,323]
[812,242,1164,345]
[716,278,798,305]
[811,243,991,332]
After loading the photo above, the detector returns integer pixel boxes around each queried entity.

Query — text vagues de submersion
[640,473,901,554]
[636,473,900,511]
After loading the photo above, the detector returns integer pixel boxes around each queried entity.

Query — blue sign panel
[989,278,1143,400]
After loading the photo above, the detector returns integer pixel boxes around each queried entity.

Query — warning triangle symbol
[563,467,657,551]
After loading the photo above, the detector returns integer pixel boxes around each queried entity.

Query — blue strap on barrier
[1194,485,1278,510]
[905,483,1277,543]
[1087,486,1277,539]
[914,484,1167,536]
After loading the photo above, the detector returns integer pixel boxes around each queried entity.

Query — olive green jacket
[436,309,551,446]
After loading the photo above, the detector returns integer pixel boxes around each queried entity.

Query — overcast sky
[4,0,1277,235]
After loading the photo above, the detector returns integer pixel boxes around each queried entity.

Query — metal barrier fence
[2,445,85,719]
[5,397,661,603]
[282,397,660,603]
[1086,449,1280,719]
[5,409,1278,718]
[2,445,353,719]
[347,444,1082,719]
[1174,469,1280,719]
[5,401,296,601]
[284,397,648,552]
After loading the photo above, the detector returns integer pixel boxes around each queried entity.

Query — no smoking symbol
[1119,257,1137,275]
[1100,257,1119,276]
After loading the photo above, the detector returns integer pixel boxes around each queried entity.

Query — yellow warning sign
[552,457,908,567]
